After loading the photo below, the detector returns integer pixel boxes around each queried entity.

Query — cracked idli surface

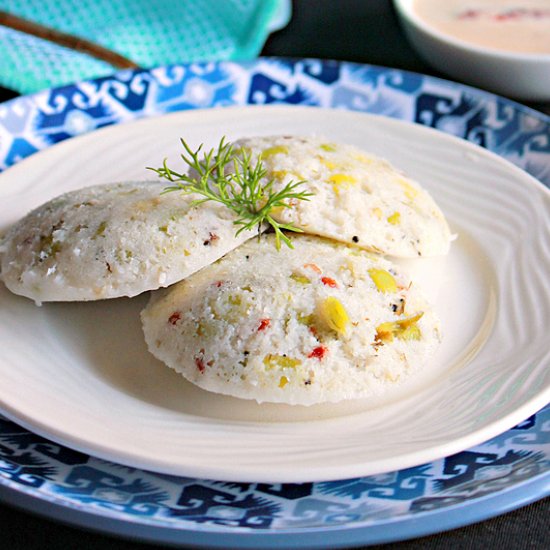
[236,135,452,258]
[0,182,259,303]
[141,234,441,405]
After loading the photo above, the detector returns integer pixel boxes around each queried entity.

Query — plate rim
[1,470,549,548]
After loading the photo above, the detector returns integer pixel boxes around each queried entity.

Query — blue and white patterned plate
[0,59,549,547]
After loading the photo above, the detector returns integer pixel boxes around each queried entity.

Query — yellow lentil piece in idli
[141,234,441,405]
[0,182,259,303]
[235,135,452,257]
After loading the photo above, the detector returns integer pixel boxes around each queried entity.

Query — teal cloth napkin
[0,0,289,94]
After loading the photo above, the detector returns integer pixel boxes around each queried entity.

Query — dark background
[1,1,548,548]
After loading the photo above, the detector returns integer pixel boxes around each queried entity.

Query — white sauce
[413,0,550,54]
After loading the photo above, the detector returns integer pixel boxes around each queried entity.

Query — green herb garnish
[148,137,313,249]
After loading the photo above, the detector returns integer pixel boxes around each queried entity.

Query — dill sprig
[148,137,313,249]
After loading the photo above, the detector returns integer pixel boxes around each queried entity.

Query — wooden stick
[0,10,140,69]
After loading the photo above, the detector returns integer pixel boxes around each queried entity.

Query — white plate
[1,106,549,483]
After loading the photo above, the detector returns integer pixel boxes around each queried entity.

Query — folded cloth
[0,0,290,94]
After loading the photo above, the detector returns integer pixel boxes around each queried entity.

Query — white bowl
[393,0,550,101]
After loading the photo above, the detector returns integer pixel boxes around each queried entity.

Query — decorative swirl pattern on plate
[0,59,549,184]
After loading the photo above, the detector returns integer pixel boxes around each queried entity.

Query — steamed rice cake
[0,181,260,303]
[236,135,452,257]
[141,234,441,405]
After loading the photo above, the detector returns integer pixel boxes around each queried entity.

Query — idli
[236,135,452,257]
[0,182,260,303]
[141,234,441,405]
